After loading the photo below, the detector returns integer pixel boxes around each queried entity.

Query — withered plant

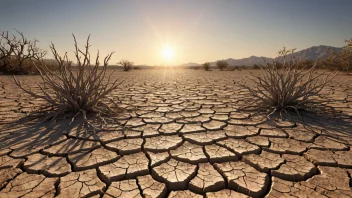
[14,35,122,130]
[0,29,46,74]
[240,47,335,120]
[325,38,352,73]
[202,62,210,71]
[216,60,228,70]
[118,59,134,71]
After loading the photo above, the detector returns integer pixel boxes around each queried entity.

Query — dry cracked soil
[0,69,352,198]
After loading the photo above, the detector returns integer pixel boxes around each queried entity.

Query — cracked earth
[0,69,352,197]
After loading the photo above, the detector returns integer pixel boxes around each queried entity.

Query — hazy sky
[1,0,351,65]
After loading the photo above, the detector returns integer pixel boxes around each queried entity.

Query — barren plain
[0,69,352,198]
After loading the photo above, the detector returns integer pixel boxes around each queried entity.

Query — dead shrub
[253,64,261,69]
[0,30,46,74]
[240,47,335,120]
[14,35,122,131]
[324,38,352,73]
[216,60,228,70]
[202,62,210,71]
[119,59,133,71]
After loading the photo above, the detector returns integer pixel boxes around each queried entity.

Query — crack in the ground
[1,72,352,197]
[54,177,60,197]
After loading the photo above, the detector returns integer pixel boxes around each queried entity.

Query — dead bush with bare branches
[14,35,122,131]
[324,38,352,73]
[0,30,46,74]
[240,47,335,120]
[118,59,134,71]
[202,62,211,71]
[216,60,228,70]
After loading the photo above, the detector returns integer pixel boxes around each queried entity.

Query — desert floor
[0,69,351,198]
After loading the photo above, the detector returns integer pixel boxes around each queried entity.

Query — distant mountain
[179,45,343,67]
[210,56,267,67]
[104,45,342,68]
[276,45,343,63]
[178,62,201,67]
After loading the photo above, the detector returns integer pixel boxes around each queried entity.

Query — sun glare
[162,47,174,61]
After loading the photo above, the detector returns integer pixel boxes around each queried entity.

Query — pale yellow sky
[2,0,350,66]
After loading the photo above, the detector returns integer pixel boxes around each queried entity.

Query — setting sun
[162,47,174,61]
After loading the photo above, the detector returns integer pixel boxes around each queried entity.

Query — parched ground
[0,69,351,198]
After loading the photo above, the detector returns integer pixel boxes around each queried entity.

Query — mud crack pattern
[0,70,352,197]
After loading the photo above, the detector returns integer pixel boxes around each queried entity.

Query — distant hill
[44,45,342,68]
[276,45,343,63]
[178,62,201,67]
[178,45,343,67]
[210,56,266,67]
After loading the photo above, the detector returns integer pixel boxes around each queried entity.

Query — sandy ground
[0,69,351,198]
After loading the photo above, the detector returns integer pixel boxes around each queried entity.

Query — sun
[162,46,174,61]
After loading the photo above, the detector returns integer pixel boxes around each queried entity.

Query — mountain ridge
[178,45,342,67]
